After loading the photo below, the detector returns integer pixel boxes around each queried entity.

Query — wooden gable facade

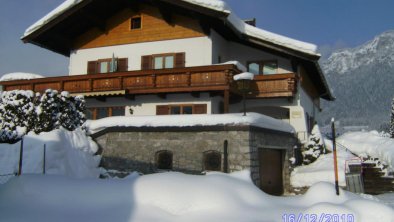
[73,4,206,50]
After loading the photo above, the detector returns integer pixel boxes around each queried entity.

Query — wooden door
[259,148,283,195]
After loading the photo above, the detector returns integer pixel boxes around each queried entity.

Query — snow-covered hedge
[302,124,326,165]
[0,89,85,143]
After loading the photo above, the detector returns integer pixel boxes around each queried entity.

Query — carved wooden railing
[0,64,239,95]
[0,66,297,98]
[248,73,297,98]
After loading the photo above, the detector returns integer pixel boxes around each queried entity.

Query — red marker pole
[331,118,339,195]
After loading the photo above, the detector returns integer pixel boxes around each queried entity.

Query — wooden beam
[223,90,229,113]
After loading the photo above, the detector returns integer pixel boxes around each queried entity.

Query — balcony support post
[223,89,229,113]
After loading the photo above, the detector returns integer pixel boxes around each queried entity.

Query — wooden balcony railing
[0,64,238,95]
[248,73,297,98]
[0,65,297,98]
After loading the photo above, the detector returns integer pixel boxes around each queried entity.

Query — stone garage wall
[92,125,296,192]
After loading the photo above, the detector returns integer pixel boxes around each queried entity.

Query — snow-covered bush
[58,92,86,131]
[0,89,86,143]
[302,124,326,165]
[0,90,35,142]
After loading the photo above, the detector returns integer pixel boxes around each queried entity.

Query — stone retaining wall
[92,125,296,193]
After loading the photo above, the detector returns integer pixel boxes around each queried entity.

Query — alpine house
[0,0,333,194]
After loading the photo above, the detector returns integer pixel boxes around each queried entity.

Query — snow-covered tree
[390,98,394,138]
[0,90,35,142]
[58,92,86,131]
[34,89,61,133]
[0,89,86,142]
[302,124,326,165]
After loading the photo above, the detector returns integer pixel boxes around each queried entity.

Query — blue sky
[0,0,393,77]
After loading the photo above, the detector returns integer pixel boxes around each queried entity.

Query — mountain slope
[320,30,394,130]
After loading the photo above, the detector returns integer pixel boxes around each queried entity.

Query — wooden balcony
[0,65,297,99]
[247,73,297,98]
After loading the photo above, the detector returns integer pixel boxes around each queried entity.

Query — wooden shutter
[156,105,169,115]
[175,52,185,68]
[87,61,98,74]
[193,104,207,114]
[141,55,152,70]
[117,58,128,72]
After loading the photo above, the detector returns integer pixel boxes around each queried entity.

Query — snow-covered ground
[0,128,100,182]
[291,131,394,188]
[0,171,393,222]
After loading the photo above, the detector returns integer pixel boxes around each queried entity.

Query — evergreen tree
[302,124,326,165]
[390,98,394,138]
[59,92,86,130]
[0,90,35,142]
[34,89,60,133]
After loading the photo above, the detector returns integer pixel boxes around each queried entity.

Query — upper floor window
[130,16,142,30]
[247,60,278,75]
[154,55,174,69]
[87,58,128,74]
[141,53,185,70]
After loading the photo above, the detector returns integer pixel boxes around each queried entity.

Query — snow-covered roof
[0,72,44,82]
[85,112,295,135]
[22,0,319,57]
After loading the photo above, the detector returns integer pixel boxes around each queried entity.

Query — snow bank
[0,72,43,81]
[85,113,295,134]
[0,128,100,181]
[22,0,319,56]
[291,147,355,187]
[337,131,394,171]
[0,172,392,222]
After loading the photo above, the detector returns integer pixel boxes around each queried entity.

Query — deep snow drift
[291,131,394,187]
[0,128,100,182]
[0,171,392,222]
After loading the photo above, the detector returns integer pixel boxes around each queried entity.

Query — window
[131,16,141,30]
[247,60,278,75]
[156,104,207,115]
[141,53,185,70]
[87,58,128,74]
[85,107,125,120]
[156,150,173,170]
[203,151,222,171]
[98,59,111,73]
[153,55,174,69]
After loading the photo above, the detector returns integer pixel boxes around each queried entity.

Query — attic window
[131,16,141,30]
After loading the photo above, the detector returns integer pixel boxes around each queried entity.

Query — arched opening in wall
[246,106,290,123]
[203,150,222,171]
[156,150,173,170]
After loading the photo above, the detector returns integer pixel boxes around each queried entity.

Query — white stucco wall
[69,37,213,75]
[86,93,222,115]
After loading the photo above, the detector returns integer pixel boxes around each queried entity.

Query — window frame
[130,15,142,30]
[247,60,278,75]
[97,59,112,74]
[85,106,125,120]
[152,53,176,70]
[156,104,207,115]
